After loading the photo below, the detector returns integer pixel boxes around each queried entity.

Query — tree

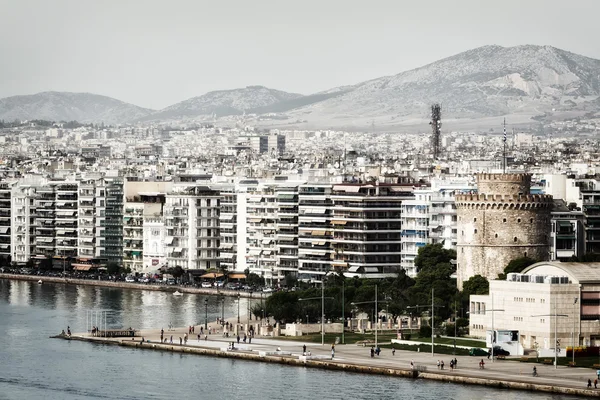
[265,291,301,323]
[106,262,120,275]
[497,256,537,280]
[462,275,489,295]
[170,266,185,281]
[414,244,456,273]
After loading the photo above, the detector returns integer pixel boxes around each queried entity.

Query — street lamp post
[488,293,505,363]
[221,296,225,323]
[237,294,241,324]
[351,284,387,347]
[341,276,345,345]
[299,292,334,346]
[531,299,568,369]
[572,297,578,365]
[204,298,208,329]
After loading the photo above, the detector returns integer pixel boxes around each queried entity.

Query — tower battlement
[476,173,532,196]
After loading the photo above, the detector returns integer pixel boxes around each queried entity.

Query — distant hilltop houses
[0,120,598,287]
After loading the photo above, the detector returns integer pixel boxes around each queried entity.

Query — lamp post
[299,294,334,346]
[351,284,387,347]
[248,290,253,321]
[453,300,457,355]
[572,297,578,365]
[204,298,208,329]
[237,293,241,324]
[221,295,225,323]
[487,293,505,363]
[341,276,345,344]
[406,289,443,356]
[531,299,568,369]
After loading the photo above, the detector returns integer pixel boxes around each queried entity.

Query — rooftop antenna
[503,118,507,173]
[429,104,442,160]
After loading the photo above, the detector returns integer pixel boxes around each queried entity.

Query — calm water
[0,279,568,400]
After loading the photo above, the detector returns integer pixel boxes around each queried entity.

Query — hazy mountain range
[1,45,599,130]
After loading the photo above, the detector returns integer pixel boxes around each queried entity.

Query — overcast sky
[1,0,598,109]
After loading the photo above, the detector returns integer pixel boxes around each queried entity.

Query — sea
[0,279,569,400]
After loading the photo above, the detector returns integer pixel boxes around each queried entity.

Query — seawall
[54,335,598,398]
[0,274,264,299]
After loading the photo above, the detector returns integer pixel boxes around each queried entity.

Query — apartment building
[11,179,40,265]
[99,178,124,265]
[214,183,238,273]
[297,183,334,282]
[164,185,221,274]
[0,182,13,260]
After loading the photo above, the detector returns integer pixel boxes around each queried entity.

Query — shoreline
[0,273,263,298]
[53,333,598,398]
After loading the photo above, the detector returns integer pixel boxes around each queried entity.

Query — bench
[520,357,529,362]
[568,361,576,367]
[543,359,553,365]
[496,355,506,360]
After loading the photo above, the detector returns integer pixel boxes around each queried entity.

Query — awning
[200,272,223,279]
[333,185,361,193]
[124,217,131,222]
[228,273,246,279]
[309,207,326,214]
[262,250,272,255]
[331,220,348,225]
[278,236,295,242]
[311,230,326,236]
[249,218,263,223]
[348,266,360,272]
[363,267,379,273]
[165,237,174,244]
[221,243,234,249]
[72,264,94,271]
[82,238,94,243]
[262,238,272,245]
[314,241,326,246]
[247,250,260,256]
[0,244,9,249]
[557,221,572,228]
[0,227,9,233]
[132,251,142,256]
[173,247,182,253]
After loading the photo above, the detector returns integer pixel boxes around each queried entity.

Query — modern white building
[470,261,600,356]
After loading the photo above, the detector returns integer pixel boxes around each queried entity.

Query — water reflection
[0,279,246,331]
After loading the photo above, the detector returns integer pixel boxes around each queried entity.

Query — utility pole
[321,275,325,346]
[375,284,378,347]
[431,288,434,356]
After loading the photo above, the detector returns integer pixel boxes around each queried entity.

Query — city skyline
[1,0,599,109]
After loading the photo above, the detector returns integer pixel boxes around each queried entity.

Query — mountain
[0,91,153,124]
[262,45,600,130]
[143,86,303,121]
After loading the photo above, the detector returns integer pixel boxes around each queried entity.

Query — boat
[37,280,43,284]
[173,291,183,296]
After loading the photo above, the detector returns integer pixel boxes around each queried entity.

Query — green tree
[106,262,121,275]
[170,266,185,281]
[414,243,456,273]
[39,257,53,271]
[462,275,489,295]
[244,268,264,288]
[265,291,301,323]
[284,273,297,288]
[497,256,537,280]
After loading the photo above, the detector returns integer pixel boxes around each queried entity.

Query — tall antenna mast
[503,118,507,173]
[430,104,442,160]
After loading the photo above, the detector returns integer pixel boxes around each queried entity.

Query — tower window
[474,229,478,234]
[462,231,464,236]
[474,218,477,222]
[495,233,498,238]
[530,218,533,223]
[503,218,507,223]
[514,237,518,242]
[517,218,521,223]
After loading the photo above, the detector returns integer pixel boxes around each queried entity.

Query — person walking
[594,379,597,389]
[170,335,173,344]
[303,344,307,354]
[370,346,375,358]
[588,379,592,389]
[237,335,240,344]
[160,328,164,342]
[453,358,457,369]
[437,360,440,369]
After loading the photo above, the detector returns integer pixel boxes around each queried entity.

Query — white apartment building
[401,177,472,276]
[164,185,221,273]
[143,216,166,272]
[11,177,42,264]
[0,181,12,260]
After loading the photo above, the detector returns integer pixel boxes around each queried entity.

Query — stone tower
[455,173,552,290]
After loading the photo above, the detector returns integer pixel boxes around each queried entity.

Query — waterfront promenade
[62,317,600,398]
[0,273,263,298]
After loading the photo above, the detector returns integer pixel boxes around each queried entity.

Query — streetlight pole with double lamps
[486,293,505,363]
[531,300,568,369]
[204,298,208,329]
[237,293,241,324]
[298,292,334,346]
[406,288,443,356]
[351,284,387,347]
[572,297,578,365]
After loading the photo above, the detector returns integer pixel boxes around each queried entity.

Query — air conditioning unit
[507,273,519,282]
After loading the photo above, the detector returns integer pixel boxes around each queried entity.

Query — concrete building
[456,174,553,290]
[550,202,585,262]
[0,182,13,261]
[469,261,600,355]
[164,185,221,274]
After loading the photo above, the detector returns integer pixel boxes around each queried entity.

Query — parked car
[493,346,510,356]
[166,278,176,285]
[469,347,488,356]
[201,281,213,288]
[262,287,274,293]
[125,276,136,283]
[214,281,224,288]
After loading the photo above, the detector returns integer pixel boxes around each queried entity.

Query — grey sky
[1,0,598,109]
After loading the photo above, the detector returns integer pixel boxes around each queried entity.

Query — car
[139,277,150,283]
[469,347,489,356]
[493,346,510,356]
[166,278,176,285]
[125,276,136,283]
[262,287,274,293]
[214,281,224,288]
[201,281,213,288]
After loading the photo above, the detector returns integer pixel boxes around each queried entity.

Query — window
[517,218,521,223]
[514,237,518,242]
[503,218,507,223]
[474,218,477,222]
[495,233,498,238]
[474,229,478,234]
[530,218,533,223]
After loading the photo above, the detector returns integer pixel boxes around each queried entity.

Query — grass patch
[278,331,397,344]
[406,337,486,348]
